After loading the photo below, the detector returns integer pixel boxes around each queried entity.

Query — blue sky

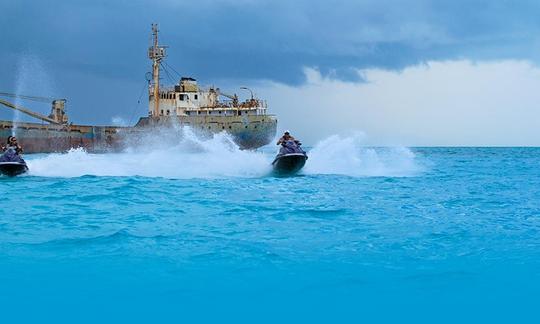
[1,0,540,144]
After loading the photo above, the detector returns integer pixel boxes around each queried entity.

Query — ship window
[218,110,222,114]
[238,111,242,115]
[222,126,225,129]
[167,110,170,115]
[208,126,211,129]
[229,126,232,129]
[194,94,198,100]
[245,126,248,129]
[180,94,185,101]
[197,111,200,115]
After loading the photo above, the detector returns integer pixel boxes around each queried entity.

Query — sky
[1,0,540,145]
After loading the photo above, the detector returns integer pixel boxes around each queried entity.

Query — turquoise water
[1,138,539,323]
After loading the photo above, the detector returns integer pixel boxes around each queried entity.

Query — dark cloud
[1,0,540,122]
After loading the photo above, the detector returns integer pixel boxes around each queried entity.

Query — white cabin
[148,77,268,118]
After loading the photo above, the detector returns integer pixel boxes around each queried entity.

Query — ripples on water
[1,135,539,323]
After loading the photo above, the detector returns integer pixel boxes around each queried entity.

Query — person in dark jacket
[2,136,23,155]
[276,131,296,145]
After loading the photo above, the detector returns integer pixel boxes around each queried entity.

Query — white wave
[25,130,423,178]
[304,134,423,177]
[27,130,272,179]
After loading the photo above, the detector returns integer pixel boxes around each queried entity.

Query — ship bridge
[151,78,268,118]
[146,24,269,119]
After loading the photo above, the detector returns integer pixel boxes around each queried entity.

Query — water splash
[27,129,272,178]
[12,55,55,136]
[26,131,423,178]
[304,134,423,177]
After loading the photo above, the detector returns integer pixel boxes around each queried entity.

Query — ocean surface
[1,134,539,323]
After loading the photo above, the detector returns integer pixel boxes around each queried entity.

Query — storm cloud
[2,0,540,83]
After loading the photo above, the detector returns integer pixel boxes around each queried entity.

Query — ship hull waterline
[0,115,277,153]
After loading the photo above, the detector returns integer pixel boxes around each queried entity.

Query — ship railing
[184,106,266,111]
[159,86,176,92]
[184,105,268,115]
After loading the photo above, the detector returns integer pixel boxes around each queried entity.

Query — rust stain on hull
[1,115,277,153]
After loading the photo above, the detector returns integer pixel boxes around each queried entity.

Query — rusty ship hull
[0,115,277,153]
[0,121,123,153]
[133,115,277,149]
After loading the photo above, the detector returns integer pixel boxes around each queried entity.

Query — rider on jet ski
[277,131,297,145]
[1,136,23,155]
[0,136,28,176]
[276,131,306,156]
[272,131,308,175]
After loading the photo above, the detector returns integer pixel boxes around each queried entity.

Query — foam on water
[304,134,422,177]
[26,131,422,178]
[27,129,271,178]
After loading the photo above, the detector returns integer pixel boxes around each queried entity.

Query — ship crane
[216,89,239,106]
[216,88,260,108]
[0,92,68,125]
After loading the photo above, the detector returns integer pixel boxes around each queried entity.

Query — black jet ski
[272,140,308,175]
[0,148,28,177]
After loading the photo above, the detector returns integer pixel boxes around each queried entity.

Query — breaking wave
[26,131,423,178]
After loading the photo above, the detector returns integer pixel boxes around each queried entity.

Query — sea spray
[12,59,24,136]
[27,129,272,178]
[11,55,56,136]
[26,131,423,178]
[304,134,423,177]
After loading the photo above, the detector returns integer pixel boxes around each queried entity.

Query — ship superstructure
[136,24,277,149]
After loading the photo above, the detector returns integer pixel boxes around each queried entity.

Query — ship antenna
[148,23,166,117]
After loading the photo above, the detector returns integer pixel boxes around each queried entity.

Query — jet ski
[272,140,308,175]
[0,147,28,177]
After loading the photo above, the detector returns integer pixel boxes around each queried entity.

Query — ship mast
[148,24,166,117]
